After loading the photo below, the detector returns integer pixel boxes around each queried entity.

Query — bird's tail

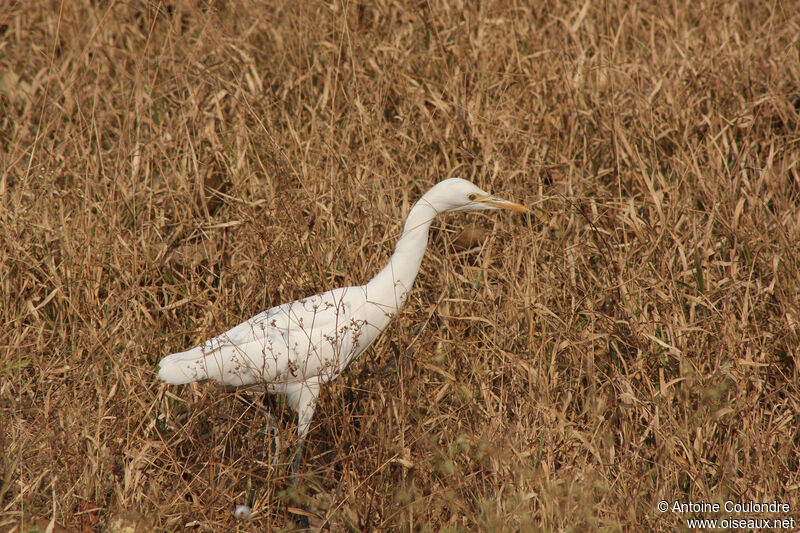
[158,346,209,384]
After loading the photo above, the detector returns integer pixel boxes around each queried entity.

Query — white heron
[158,178,528,511]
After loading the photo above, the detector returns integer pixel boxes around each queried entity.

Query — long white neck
[365,197,439,311]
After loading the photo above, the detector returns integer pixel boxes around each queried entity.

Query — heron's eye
[467,193,478,201]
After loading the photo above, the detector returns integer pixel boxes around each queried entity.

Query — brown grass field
[2,0,800,531]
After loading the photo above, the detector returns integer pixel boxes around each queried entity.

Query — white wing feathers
[158,286,379,389]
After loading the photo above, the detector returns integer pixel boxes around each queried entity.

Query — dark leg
[291,395,317,530]
[288,436,311,529]
[291,436,306,485]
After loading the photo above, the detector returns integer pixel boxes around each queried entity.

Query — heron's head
[427,178,530,214]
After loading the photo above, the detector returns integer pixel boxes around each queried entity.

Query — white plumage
[159,283,392,439]
[158,178,528,483]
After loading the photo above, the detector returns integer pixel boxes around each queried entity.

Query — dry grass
[2,0,800,531]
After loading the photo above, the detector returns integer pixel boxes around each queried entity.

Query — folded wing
[158,286,371,387]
